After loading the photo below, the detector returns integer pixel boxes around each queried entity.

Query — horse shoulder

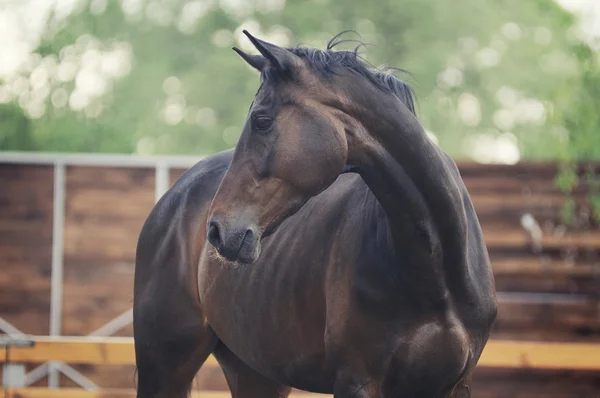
[134,150,233,291]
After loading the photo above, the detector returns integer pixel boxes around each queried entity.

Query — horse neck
[342,86,470,305]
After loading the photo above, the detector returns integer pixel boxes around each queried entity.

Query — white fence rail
[0,151,205,388]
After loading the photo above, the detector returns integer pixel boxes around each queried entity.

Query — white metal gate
[0,151,204,390]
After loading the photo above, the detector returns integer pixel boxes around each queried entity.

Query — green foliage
[0,104,34,150]
[551,39,600,225]
[554,163,579,193]
[586,167,600,223]
[0,0,597,160]
[554,163,578,225]
[560,197,577,225]
[554,164,600,226]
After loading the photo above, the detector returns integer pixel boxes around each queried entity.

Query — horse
[133,31,497,398]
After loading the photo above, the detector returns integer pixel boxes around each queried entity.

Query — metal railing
[0,151,204,389]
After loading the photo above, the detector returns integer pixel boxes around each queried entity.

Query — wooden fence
[2,336,600,397]
[2,336,600,370]
[1,154,599,396]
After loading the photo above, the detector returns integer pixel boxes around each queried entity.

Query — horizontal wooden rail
[2,337,600,371]
[480,340,600,370]
[0,337,190,367]
[6,388,330,398]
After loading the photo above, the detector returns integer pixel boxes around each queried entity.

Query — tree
[0,0,598,166]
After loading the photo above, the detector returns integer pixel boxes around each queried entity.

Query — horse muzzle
[207,216,261,264]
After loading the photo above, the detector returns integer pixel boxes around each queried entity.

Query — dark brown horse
[133,31,497,398]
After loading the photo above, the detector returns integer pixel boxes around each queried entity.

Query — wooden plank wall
[459,163,600,345]
[1,161,599,396]
[62,166,155,336]
[0,165,53,336]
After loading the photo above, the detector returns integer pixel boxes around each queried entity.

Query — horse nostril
[241,227,258,248]
[244,227,256,242]
[207,219,223,251]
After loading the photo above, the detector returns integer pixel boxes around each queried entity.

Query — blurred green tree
[0,0,598,165]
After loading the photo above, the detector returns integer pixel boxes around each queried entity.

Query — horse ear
[232,47,268,71]
[242,30,297,72]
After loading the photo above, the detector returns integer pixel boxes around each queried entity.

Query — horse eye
[254,116,273,131]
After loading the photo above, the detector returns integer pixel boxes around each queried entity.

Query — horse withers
[133,31,497,398]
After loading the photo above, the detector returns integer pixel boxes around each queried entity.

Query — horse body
[134,31,497,398]
[200,172,390,387]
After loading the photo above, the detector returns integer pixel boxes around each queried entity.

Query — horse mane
[282,31,417,116]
